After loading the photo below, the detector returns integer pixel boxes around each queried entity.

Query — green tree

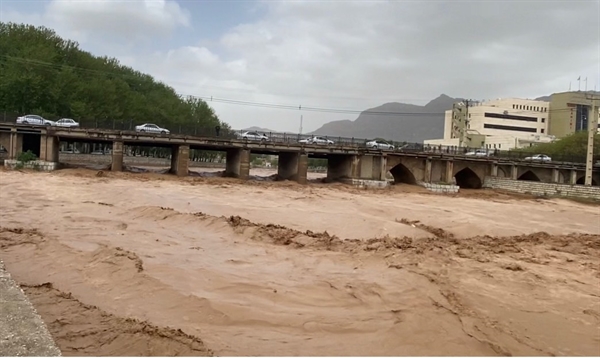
[512,131,600,161]
[0,22,229,134]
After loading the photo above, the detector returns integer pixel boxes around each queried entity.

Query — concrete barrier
[0,260,61,356]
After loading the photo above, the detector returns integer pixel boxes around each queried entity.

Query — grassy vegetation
[511,132,600,160]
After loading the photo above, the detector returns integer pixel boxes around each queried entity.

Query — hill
[0,22,228,134]
[243,126,280,133]
[310,94,460,143]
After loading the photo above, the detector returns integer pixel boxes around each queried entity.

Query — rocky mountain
[310,94,460,143]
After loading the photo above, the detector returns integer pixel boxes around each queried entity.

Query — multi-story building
[425,97,554,150]
[547,91,600,138]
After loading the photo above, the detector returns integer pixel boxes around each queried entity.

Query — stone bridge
[1,124,599,187]
[385,156,599,188]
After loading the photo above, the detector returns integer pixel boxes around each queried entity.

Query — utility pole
[299,114,303,134]
[584,93,599,186]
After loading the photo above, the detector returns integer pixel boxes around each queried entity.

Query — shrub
[17,150,37,163]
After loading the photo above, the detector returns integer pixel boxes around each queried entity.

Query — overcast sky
[2,0,599,132]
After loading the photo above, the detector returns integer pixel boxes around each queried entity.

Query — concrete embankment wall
[0,260,61,356]
[483,176,600,200]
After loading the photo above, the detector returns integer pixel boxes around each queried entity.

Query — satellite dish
[503,110,509,115]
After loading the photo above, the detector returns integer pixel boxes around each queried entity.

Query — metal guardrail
[0,120,594,166]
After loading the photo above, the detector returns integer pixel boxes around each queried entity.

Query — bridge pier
[170,145,189,177]
[277,152,308,184]
[444,160,454,183]
[491,163,498,177]
[111,141,124,172]
[424,158,432,183]
[552,168,560,183]
[356,155,387,181]
[39,133,59,163]
[327,154,359,181]
[511,165,518,180]
[225,148,250,179]
[7,129,22,159]
[327,154,389,187]
[570,169,577,185]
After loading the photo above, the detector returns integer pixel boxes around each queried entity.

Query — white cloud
[3,0,599,133]
[134,1,599,132]
[4,0,189,47]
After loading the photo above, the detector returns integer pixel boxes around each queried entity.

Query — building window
[483,123,537,133]
[499,144,501,148]
[541,129,545,133]
[484,112,538,122]
[541,118,545,123]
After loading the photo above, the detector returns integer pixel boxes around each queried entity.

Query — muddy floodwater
[0,168,599,356]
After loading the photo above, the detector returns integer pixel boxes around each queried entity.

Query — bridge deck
[0,123,596,171]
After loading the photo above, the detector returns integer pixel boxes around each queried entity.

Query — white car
[299,136,334,145]
[16,114,55,126]
[55,118,79,128]
[240,131,270,142]
[366,140,395,150]
[524,154,552,162]
[465,149,490,157]
[135,123,170,134]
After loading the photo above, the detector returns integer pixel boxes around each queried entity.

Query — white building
[425,97,556,150]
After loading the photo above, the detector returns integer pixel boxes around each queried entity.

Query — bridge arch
[518,170,540,181]
[576,176,599,186]
[389,163,417,185]
[454,167,482,189]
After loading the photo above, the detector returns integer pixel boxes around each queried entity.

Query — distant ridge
[310,94,460,143]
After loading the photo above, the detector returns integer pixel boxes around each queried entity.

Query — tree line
[513,131,600,161]
[0,22,230,136]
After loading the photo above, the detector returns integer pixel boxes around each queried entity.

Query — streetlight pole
[584,93,599,186]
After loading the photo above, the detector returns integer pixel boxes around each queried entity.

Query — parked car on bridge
[16,115,55,126]
[366,139,395,150]
[524,154,552,162]
[135,123,170,134]
[465,149,490,157]
[299,136,334,145]
[55,118,80,128]
[240,131,270,142]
